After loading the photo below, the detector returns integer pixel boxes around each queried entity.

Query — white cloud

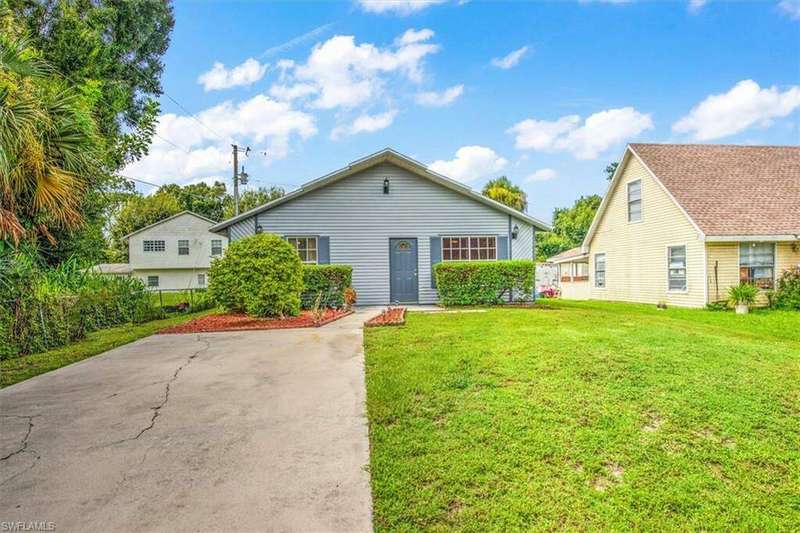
[526,168,558,182]
[673,80,800,140]
[197,58,268,91]
[269,83,317,101]
[414,84,464,107]
[491,46,529,70]
[396,28,435,45]
[428,146,508,183]
[508,115,580,151]
[125,94,317,185]
[778,0,800,19]
[272,30,440,110]
[330,110,398,140]
[357,0,446,15]
[508,107,653,159]
[688,0,707,13]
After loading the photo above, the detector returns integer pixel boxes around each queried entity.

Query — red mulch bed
[159,309,352,334]
[364,307,406,327]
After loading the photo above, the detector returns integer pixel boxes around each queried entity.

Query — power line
[162,91,233,145]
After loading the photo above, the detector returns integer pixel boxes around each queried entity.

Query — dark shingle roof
[630,144,800,237]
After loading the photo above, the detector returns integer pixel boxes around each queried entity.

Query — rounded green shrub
[208,233,303,317]
[772,267,800,310]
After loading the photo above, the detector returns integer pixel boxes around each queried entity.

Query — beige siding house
[551,144,800,308]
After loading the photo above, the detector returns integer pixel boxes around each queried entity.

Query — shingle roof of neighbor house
[629,143,800,238]
[547,247,588,264]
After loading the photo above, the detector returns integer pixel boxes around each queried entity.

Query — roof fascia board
[124,211,217,240]
[210,148,552,232]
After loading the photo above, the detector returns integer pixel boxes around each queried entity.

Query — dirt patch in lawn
[159,309,352,334]
[364,307,406,327]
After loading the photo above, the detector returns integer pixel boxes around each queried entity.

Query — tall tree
[158,181,228,221]
[0,17,104,247]
[536,195,602,261]
[482,176,527,212]
[605,162,619,181]
[223,186,285,219]
[8,0,174,168]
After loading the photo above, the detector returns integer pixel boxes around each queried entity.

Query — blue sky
[127,0,800,223]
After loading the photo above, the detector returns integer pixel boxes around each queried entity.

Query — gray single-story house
[209,148,551,305]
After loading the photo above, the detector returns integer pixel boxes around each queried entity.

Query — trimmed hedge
[301,264,353,309]
[434,260,535,306]
[208,233,304,317]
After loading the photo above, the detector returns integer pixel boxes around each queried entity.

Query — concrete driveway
[0,310,375,532]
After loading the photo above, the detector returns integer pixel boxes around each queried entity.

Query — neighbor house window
[667,245,687,291]
[739,242,775,289]
[178,240,189,255]
[143,240,165,252]
[441,236,497,261]
[287,237,317,264]
[147,275,159,288]
[197,273,206,286]
[211,239,223,256]
[627,180,642,222]
[594,254,606,288]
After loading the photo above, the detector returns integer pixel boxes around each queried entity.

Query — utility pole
[231,144,251,216]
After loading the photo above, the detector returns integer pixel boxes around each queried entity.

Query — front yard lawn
[364,300,800,531]
[1,309,216,388]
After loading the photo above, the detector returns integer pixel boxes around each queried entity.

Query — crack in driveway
[108,335,211,446]
[0,415,40,486]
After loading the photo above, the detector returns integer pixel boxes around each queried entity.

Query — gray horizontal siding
[228,162,535,305]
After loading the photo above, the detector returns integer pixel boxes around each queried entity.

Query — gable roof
[209,148,552,233]
[547,246,588,264]
[123,211,218,240]
[584,143,800,247]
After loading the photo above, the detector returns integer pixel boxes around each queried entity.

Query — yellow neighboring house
[550,143,800,308]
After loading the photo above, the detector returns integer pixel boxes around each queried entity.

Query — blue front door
[389,238,418,303]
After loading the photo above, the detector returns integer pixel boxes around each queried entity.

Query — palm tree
[482,176,528,212]
[0,20,100,245]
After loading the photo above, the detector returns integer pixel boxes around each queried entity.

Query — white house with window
[209,149,551,305]
[123,211,228,291]
[550,143,800,307]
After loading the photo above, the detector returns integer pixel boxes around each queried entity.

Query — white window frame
[627,179,642,223]
[287,236,318,264]
[738,242,776,290]
[666,244,688,293]
[211,239,223,256]
[178,239,189,255]
[143,240,165,252]
[441,235,498,262]
[594,253,606,288]
[197,273,206,286]
[146,275,159,288]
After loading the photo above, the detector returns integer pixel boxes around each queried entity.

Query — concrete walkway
[0,310,375,532]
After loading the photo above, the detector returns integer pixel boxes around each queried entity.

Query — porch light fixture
[255,225,263,234]
[383,177,390,194]
[511,224,519,239]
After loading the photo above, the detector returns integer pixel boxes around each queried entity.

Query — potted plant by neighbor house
[728,283,758,314]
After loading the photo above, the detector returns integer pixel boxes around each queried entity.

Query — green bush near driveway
[434,259,534,305]
[301,264,353,309]
[208,233,304,317]
[364,299,800,530]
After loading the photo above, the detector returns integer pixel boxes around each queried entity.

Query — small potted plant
[728,283,758,314]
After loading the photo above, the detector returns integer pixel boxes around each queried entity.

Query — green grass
[1,309,216,388]
[149,289,207,307]
[364,299,800,531]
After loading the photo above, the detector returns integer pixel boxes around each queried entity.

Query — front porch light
[511,224,519,239]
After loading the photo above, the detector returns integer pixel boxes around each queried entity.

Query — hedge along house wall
[434,260,536,306]
[301,265,353,309]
